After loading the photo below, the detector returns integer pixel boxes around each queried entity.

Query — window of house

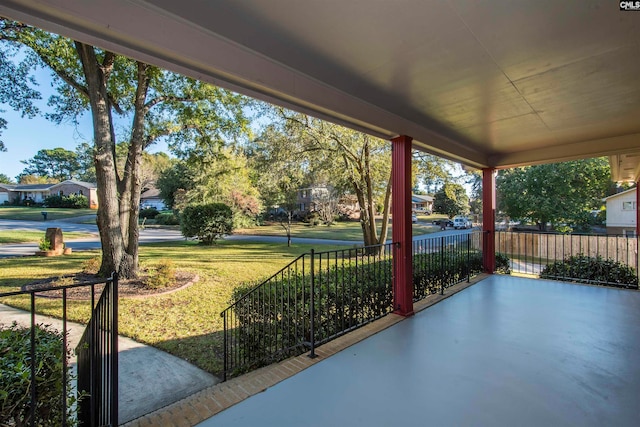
[59,190,64,196]
[79,190,83,196]
[622,201,637,211]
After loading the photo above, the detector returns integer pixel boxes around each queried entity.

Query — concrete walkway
[0,303,219,424]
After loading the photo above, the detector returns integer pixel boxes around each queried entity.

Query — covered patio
[201,275,640,426]
[1,1,639,425]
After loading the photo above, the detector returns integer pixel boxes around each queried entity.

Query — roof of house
[412,194,434,203]
[2,180,97,192]
[603,187,637,201]
[10,184,55,191]
[49,179,97,189]
[141,188,162,199]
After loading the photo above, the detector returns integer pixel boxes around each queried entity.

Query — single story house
[604,187,637,237]
[0,180,99,209]
[140,188,166,210]
[412,194,433,213]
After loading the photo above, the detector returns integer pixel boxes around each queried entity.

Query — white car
[453,217,472,229]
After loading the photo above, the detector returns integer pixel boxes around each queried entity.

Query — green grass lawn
[0,230,95,244]
[0,206,97,221]
[236,219,440,241]
[0,240,343,377]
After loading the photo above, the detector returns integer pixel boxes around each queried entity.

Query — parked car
[432,219,454,228]
[453,216,472,229]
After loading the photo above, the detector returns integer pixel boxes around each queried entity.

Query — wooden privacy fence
[496,231,638,268]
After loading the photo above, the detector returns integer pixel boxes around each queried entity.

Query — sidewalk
[0,303,220,424]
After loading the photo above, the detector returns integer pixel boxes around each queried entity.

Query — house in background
[604,187,637,236]
[296,185,331,212]
[0,180,98,208]
[140,187,166,210]
[412,194,433,214]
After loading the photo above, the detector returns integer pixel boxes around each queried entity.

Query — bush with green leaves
[180,203,233,245]
[0,323,79,426]
[540,254,638,288]
[145,259,176,289]
[229,254,393,375]
[43,194,89,209]
[154,212,180,225]
[139,207,160,219]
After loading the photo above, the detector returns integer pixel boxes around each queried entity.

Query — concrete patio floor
[197,275,640,427]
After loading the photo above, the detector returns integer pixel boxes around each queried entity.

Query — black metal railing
[496,231,639,288]
[76,272,119,426]
[0,273,118,427]
[412,230,484,301]
[221,243,394,380]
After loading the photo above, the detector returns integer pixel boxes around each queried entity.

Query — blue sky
[0,67,168,181]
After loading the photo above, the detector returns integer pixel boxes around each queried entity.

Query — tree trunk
[75,42,138,278]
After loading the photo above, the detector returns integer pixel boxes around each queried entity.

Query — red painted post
[482,168,496,273]
[636,182,639,237]
[391,135,414,317]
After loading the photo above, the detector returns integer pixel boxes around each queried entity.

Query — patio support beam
[482,168,496,273]
[391,135,414,317]
[637,182,639,237]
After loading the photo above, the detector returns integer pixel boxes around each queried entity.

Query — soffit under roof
[1,0,639,173]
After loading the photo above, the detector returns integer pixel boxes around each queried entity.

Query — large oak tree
[1,19,248,277]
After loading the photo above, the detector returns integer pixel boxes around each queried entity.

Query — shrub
[0,323,78,426]
[540,254,638,288]
[43,194,88,209]
[155,212,180,225]
[38,237,51,251]
[82,256,102,274]
[145,259,176,289]
[139,207,160,219]
[180,203,233,245]
[230,255,393,375]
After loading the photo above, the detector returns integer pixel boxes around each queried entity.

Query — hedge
[0,323,79,426]
[540,254,638,288]
[43,194,88,209]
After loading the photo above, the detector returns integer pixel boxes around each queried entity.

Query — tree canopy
[497,158,611,231]
[433,182,469,218]
[1,18,250,277]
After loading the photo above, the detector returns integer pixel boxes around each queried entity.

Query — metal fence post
[440,236,445,295]
[309,249,317,358]
[110,272,119,427]
[467,235,471,282]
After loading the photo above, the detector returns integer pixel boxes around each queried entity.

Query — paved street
[0,218,476,258]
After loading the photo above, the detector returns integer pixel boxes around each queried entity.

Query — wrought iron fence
[0,273,118,427]
[496,231,639,288]
[221,243,394,380]
[412,231,484,301]
[76,273,119,426]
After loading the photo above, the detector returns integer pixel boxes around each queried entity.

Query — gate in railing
[221,243,394,380]
[412,231,484,301]
[496,231,639,288]
[0,273,118,427]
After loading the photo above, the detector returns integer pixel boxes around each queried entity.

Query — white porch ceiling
[1,0,639,178]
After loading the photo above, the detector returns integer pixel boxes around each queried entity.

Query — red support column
[636,182,639,237]
[391,135,414,317]
[482,168,496,273]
